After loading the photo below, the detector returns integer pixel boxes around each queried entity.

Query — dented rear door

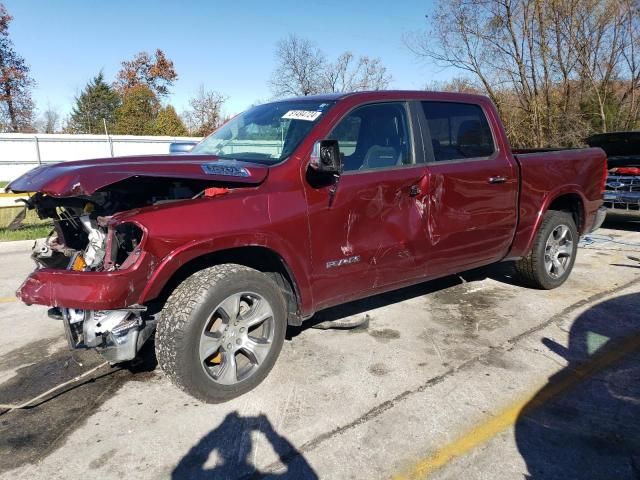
[418,100,518,276]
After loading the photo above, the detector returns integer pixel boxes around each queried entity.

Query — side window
[328,103,412,172]
[421,102,495,161]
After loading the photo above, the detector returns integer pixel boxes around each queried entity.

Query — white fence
[0,133,202,181]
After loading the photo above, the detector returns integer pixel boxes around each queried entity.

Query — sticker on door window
[282,110,322,121]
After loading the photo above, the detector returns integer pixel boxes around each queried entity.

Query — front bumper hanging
[61,308,156,363]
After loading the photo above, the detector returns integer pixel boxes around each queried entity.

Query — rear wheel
[515,210,578,289]
[156,264,287,403]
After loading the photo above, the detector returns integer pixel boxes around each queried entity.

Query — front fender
[137,232,314,315]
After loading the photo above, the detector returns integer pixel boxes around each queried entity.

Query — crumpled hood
[6,154,269,196]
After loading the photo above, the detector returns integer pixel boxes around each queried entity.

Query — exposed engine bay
[28,177,215,271]
[23,176,220,363]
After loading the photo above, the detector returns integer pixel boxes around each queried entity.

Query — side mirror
[310,140,341,174]
[169,142,197,154]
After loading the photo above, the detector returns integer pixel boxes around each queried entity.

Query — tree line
[64,50,225,137]
[0,4,227,137]
[408,0,640,148]
[3,1,637,148]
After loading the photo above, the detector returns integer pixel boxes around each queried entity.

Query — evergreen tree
[152,105,187,136]
[0,4,35,132]
[113,84,159,135]
[69,73,120,134]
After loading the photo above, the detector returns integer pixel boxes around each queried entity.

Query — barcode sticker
[282,110,322,121]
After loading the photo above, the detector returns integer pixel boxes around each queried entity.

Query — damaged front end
[61,307,155,363]
[16,176,221,363]
[8,155,268,364]
[28,188,146,272]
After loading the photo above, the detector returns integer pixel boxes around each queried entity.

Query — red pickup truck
[8,91,607,402]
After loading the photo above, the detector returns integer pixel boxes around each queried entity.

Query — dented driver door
[304,101,429,311]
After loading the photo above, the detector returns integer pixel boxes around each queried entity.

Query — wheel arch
[512,187,587,259]
[139,241,311,325]
[546,192,586,233]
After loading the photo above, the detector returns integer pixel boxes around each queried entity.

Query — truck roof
[278,90,491,105]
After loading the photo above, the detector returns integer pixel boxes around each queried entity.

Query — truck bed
[508,147,606,257]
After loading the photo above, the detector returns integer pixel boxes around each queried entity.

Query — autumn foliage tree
[0,3,34,132]
[110,49,190,136]
[115,49,178,97]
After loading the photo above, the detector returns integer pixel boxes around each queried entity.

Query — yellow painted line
[0,296,17,304]
[0,193,30,197]
[393,332,640,479]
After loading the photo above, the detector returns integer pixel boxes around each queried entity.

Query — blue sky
[4,0,453,120]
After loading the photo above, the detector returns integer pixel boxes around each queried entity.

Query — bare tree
[38,106,60,133]
[424,77,484,94]
[322,52,392,92]
[270,35,392,98]
[183,86,227,136]
[270,35,326,97]
[406,0,640,148]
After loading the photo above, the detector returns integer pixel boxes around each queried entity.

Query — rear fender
[509,186,588,258]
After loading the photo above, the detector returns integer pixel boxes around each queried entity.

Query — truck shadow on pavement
[171,411,318,479]
[288,264,516,337]
[515,292,640,479]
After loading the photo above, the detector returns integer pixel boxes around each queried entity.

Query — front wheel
[155,264,287,403]
[515,210,578,289]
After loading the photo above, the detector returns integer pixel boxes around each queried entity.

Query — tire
[515,210,578,290]
[155,264,287,403]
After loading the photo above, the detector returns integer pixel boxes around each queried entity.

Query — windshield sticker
[282,110,322,122]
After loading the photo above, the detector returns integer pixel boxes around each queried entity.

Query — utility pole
[104,118,114,157]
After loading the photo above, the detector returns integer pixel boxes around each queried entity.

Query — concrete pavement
[0,217,639,479]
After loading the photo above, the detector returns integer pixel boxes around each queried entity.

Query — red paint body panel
[18,250,158,309]
[304,164,430,310]
[424,156,519,276]
[7,155,268,196]
[12,91,606,318]
[508,148,605,258]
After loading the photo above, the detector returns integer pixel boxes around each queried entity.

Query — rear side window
[421,102,495,161]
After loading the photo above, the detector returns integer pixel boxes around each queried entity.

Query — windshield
[190,100,335,164]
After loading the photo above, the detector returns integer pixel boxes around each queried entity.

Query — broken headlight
[104,222,145,271]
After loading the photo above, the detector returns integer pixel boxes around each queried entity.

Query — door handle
[409,185,421,197]
[488,176,507,184]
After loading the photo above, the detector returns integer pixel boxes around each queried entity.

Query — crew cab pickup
[7,91,607,402]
